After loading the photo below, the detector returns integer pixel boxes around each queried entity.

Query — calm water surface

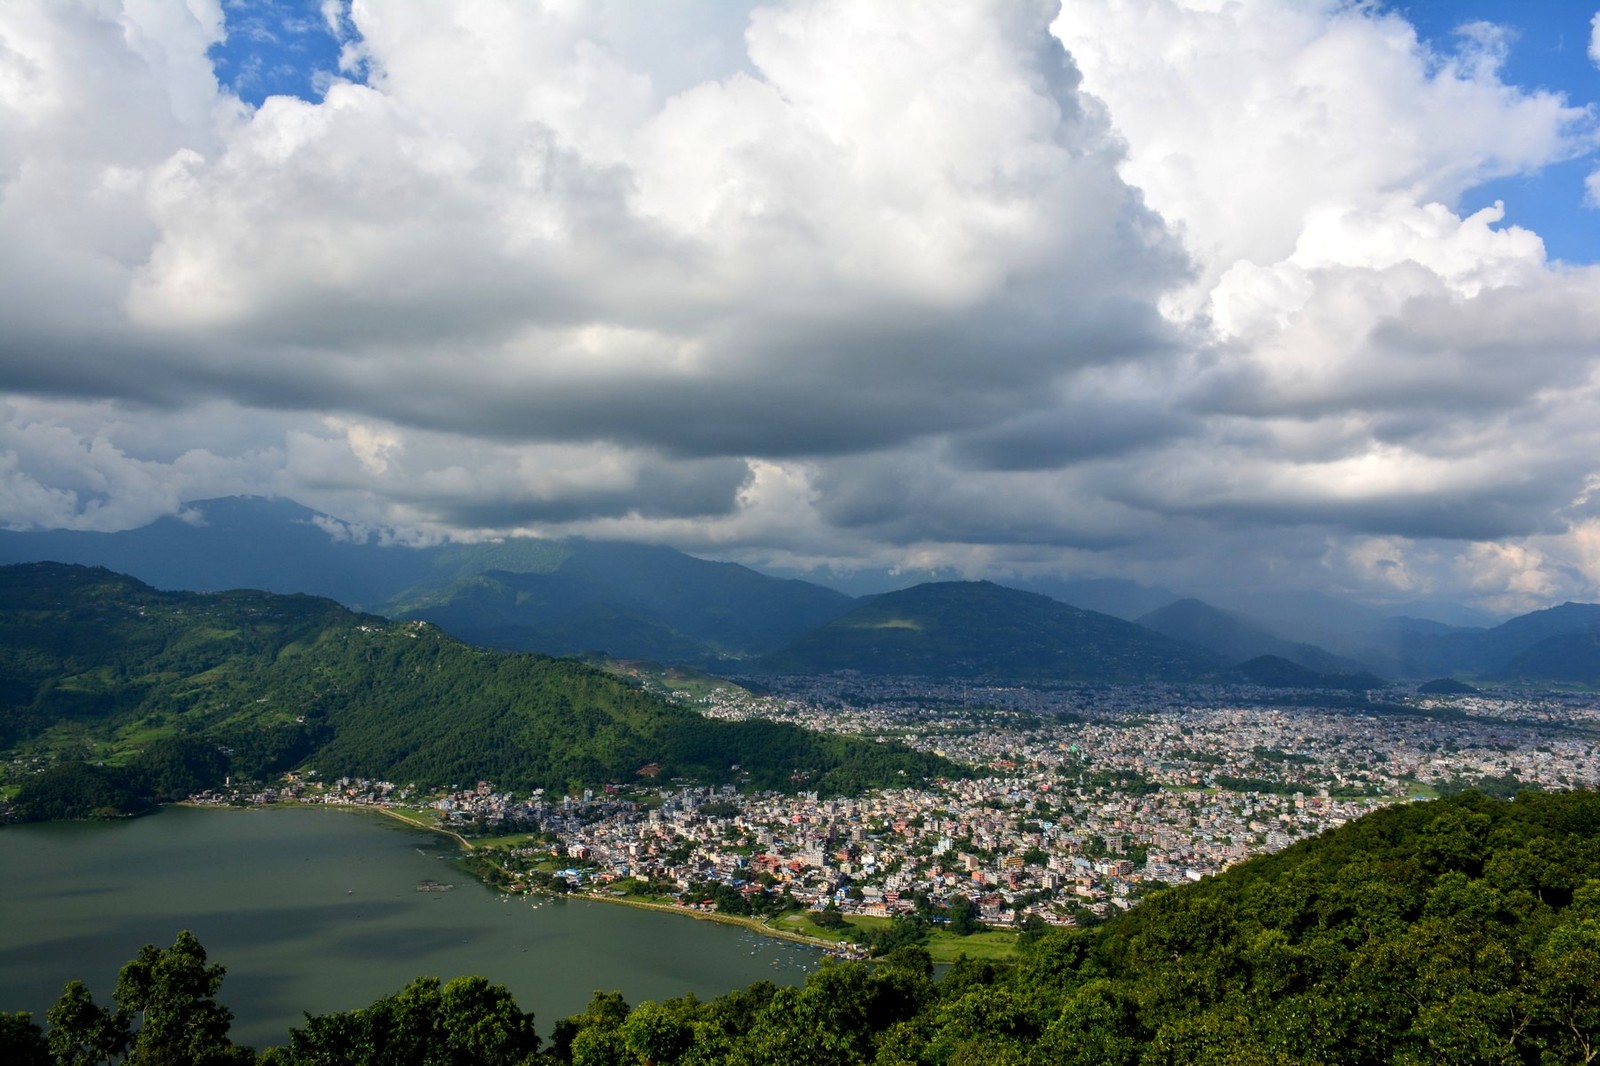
[0,805,817,1049]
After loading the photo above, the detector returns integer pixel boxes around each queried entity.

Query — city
[189,677,1600,938]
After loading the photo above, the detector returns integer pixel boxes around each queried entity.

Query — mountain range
[4,496,1600,687]
[0,562,957,819]
[754,580,1219,682]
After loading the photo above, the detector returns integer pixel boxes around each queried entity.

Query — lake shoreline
[177,798,478,851]
[2,804,820,1049]
[577,893,847,951]
[206,801,841,953]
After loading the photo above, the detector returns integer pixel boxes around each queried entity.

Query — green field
[771,911,1020,962]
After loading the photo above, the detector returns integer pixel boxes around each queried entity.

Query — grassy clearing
[1399,776,1441,800]
[595,658,749,701]
[376,806,438,828]
[772,912,1020,962]
[471,830,555,849]
[774,912,860,943]
[924,928,1019,962]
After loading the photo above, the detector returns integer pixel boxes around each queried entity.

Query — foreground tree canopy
[8,788,1600,1064]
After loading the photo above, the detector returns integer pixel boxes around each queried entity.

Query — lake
[0,805,818,1049]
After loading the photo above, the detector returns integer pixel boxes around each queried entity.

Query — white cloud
[95,0,1180,470]
[0,396,284,530]
[1041,0,1600,607]
[1052,0,1587,305]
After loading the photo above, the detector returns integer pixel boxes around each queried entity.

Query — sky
[2,0,1600,615]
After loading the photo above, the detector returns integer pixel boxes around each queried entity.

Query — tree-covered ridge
[8,789,1600,1064]
[0,563,958,818]
[756,580,1221,681]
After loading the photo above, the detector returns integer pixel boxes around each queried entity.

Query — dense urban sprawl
[192,677,1600,933]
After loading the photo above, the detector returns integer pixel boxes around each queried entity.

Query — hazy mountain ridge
[398,542,855,663]
[5,497,1600,686]
[1137,598,1377,676]
[1488,631,1600,686]
[1221,654,1387,692]
[0,498,856,667]
[1382,602,1600,681]
[0,496,434,608]
[754,580,1223,682]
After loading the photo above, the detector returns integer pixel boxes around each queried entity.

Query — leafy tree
[945,894,984,936]
[1016,913,1051,948]
[862,913,929,957]
[813,904,849,931]
[45,981,127,1066]
[113,930,250,1065]
[1533,916,1600,1064]
[436,975,540,1065]
[619,1000,694,1066]
[0,1011,50,1066]
[281,975,536,1066]
[548,991,629,1065]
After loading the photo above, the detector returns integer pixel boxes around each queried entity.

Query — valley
[165,673,1600,943]
[8,511,1600,1060]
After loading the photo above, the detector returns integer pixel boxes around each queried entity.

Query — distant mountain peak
[178,494,320,519]
[756,579,1217,681]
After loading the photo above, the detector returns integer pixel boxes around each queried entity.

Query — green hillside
[756,580,1220,681]
[0,563,958,819]
[1489,631,1600,686]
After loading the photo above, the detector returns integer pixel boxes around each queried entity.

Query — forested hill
[0,563,957,819]
[756,580,1221,681]
[11,789,1600,1064]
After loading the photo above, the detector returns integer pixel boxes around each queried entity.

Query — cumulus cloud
[2,0,1600,614]
[106,0,1179,467]
[1045,0,1600,604]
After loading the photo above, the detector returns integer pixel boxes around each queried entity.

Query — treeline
[16,733,247,820]
[10,789,1600,1063]
[2,565,959,817]
[13,720,328,820]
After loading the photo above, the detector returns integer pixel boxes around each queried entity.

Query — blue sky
[5,0,1600,615]
[207,0,347,107]
[1402,0,1600,262]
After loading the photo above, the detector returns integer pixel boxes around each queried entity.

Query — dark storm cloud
[406,456,753,528]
